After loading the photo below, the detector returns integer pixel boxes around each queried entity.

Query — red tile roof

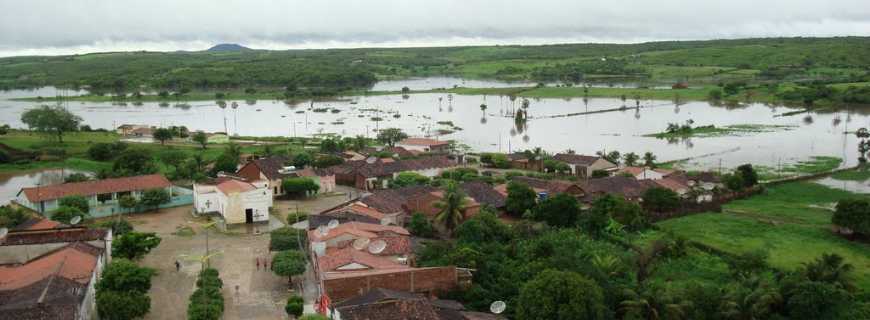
[20,174,171,202]
[398,138,450,147]
[309,222,410,242]
[0,242,102,290]
[215,179,258,194]
[318,246,410,272]
[14,218,62,231]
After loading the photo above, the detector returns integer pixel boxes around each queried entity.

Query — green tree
[113,232,161,260]
[391,172,430,188]
[59,195,90,213]
[112,149,159,177]
[623,152,640,167]
[505,181,536,217]
[434,182,468,234]
[737,164,759,187]
[140,188,170,212]
[376,128,408,147]
[188,268,224,320]
[88,142,128,161]
[299,315,329,320]
[119,195,139,213]
[292,152,314,167]
[20,105,82,143]
[517,270,606,320]
[211,153,239,176]
[642,152,657,168]
[313,154,344,168]
[784,280,848,319]
[724,174,745,191]
[96,259,156,320]
[192,131,209,149]
[833,198,870,237]
[64,172,91,183]
[531,193,581,227]
[282,177,320,197]
[273,250,307,284]
[285,295,304,317]
[0,206,29,228]
[270,227,307,251]
[708,88,723,100]
[153,128,174,145]
[408,212,435,237]
[641,187,681,213]
[591,169,610,178]
[96,290,152,320]
[98,258,156,292]
[51,206,88,224]
[800,253,855,291]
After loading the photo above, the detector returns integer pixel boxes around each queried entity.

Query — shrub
[833,198,870,236]
[285,295,304,317]
[282,177,320,197]
[0,206,29,228]
[270,227,307,251]
[59,195,90,213]
[408,212,435,237]
[590,169,610,178]
[391,172,430,188]
[51,206,88,224]
[641,187,681,213]
[505,181,537,217]
[736,164,759,187]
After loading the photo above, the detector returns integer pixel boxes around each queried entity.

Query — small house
[193,177,272,225]
[553,154,617,178]
[396,138,451,153]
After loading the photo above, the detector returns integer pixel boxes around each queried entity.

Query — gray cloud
[1,0,869,56]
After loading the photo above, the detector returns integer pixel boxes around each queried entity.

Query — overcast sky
[1,0,869,57]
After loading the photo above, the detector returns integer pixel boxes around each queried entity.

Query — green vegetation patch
[755,156,843,180]
[646,124,796,139]
[830,167,870,181]
[657,181,870,290]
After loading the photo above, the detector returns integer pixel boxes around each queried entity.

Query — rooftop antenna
[490,301,506,314]
[367,239,387,254]
[352,238,370,250]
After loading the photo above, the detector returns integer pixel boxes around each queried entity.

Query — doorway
[245,209,254,224]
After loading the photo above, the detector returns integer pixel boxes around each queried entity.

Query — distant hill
[206,43,252,52]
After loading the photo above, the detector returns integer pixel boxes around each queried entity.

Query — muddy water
[0,168,90,204]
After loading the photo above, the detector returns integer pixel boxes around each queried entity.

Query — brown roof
[13,218,63,231]
[243,156,291,180]
[460,181,506,208]
[653,178,690,193]
[512,176,582,195]
[579,176,656,200]
[317,246,410,272]
[361,185,439,213]
[19,174,171,202]
[356,156,456,178]
[398,138,450,147]
[338,299,441,320]
[335,288,471,320]
[553,153,606,166]
[0,227,109,246]
[215,179,258,194]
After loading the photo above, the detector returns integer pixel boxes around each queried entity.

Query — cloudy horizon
[2,0,869,57]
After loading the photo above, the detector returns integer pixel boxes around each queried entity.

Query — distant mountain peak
[206,43,252,52]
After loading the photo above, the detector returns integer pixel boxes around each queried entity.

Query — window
[97,193,112,203]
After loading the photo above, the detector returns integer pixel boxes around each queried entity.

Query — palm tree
[801,253,854,290]
[643,152,657,168]
[433,182,468,235]
[720,276,782,320]
[623,152,639,167]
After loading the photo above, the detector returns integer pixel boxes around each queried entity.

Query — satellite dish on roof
[490,301,506,314]
[367,239,387,254]
[317,225,330,237]
[365,157,377,164]
[327,219,340,229]
[0,227,8,238]
[352,238,370,250]
[70,216,82,226]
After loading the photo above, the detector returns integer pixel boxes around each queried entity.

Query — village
[0,122,763,320]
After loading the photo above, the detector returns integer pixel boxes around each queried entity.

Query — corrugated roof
[398,138,450,147]
[20,174,171,202]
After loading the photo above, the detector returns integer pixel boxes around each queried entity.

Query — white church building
[193,177,272,225]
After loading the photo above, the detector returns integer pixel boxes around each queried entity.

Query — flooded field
[2,85,869,172]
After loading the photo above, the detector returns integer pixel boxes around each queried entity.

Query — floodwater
[2,85,869,173]
[815,176,870,194]
[0,168,89,205]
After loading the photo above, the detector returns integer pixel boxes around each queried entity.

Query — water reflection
[0,169,89,204]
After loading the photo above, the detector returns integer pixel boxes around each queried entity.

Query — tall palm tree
[720,276,782,320]
[433,182,468,235]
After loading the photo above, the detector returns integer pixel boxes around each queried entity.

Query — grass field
[0,130,279,174]
[657,181,870,290]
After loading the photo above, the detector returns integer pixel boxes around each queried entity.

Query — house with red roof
[236,156,335,196]
[15,174,181,218]
[193,177,272,225]
[553,153,617,178]
[0,224,111,320]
